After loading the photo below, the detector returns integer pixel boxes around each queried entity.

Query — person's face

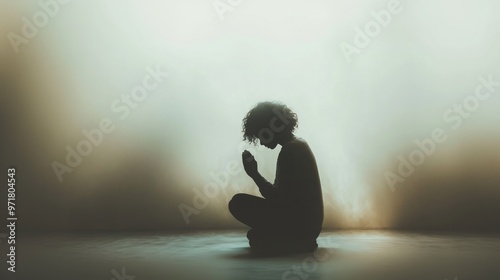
[258,134,278,149]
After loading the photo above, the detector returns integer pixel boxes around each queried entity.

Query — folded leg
[229,193,319,253]
[228,193,278,229]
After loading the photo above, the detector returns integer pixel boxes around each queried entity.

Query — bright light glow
[5,0,500,230]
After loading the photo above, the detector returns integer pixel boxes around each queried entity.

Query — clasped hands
[242,150,258,178]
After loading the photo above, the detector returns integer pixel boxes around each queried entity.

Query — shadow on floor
[222,246,336,260]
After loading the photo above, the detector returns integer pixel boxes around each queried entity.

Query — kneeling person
[229,101,324,254]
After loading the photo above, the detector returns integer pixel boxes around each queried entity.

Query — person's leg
[228,193,274,229]
[247,227,318,254]
[229,194,318,232]
[229,194,319,253]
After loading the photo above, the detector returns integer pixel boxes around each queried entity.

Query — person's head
[242,101,298,149]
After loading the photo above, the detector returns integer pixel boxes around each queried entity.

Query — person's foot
[247,229,318,254]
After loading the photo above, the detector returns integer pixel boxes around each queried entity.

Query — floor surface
[2,230,500,280]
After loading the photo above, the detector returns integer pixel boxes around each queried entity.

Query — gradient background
[1,0,500,232]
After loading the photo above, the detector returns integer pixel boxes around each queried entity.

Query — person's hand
[242,150,258,178]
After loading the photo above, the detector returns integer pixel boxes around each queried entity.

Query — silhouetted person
[229,102,324,254]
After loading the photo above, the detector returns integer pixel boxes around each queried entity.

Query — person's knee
[228,193,246,215]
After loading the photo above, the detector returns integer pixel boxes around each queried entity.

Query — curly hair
[242,101,298,144]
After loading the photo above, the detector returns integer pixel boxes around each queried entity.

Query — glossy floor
[4,230,500,280]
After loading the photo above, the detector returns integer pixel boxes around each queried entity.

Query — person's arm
[242,150,278,200]
[250,172,278,200]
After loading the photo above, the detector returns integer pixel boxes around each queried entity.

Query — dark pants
[228,193,319,252]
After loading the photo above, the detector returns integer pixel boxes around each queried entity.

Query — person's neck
[279,133,296,146]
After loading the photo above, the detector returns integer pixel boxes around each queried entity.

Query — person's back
[273,137,323,235]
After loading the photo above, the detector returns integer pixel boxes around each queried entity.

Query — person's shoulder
[284,137,309,151]
[281,137,315,161]
[291,137,307,145]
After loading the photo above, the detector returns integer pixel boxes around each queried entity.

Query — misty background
[1,0,500,231]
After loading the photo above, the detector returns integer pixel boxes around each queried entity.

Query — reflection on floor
[5,230,500,280]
